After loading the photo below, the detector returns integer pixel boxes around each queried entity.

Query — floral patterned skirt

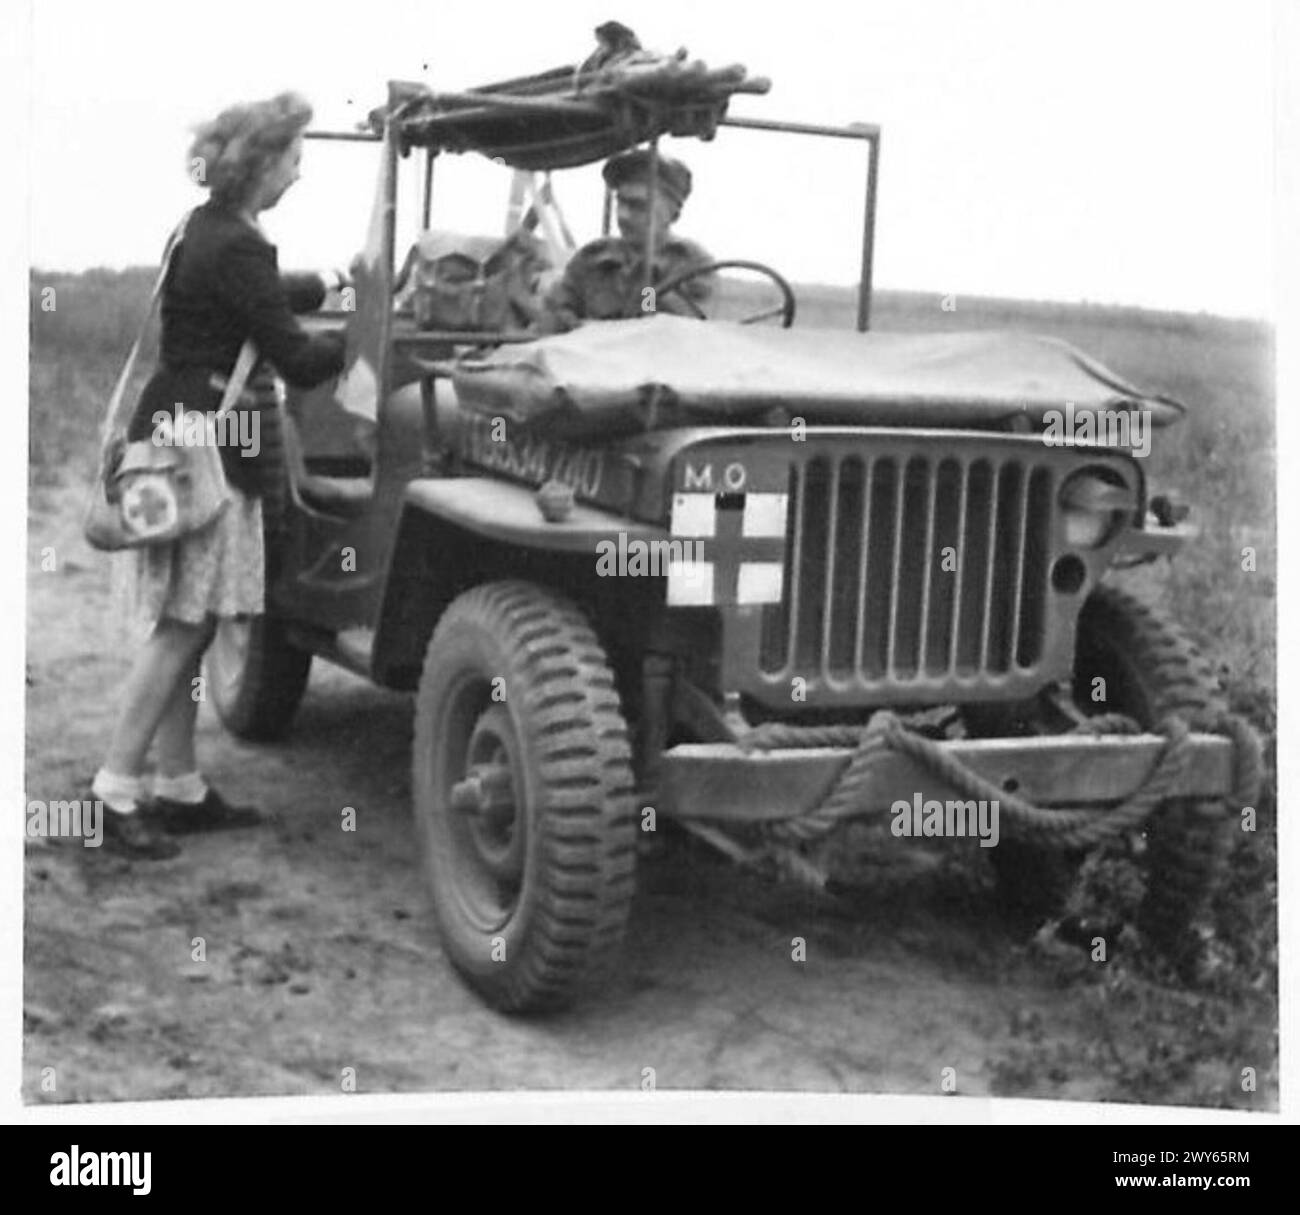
[123,487,264,637]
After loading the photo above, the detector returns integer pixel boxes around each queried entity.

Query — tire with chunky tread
[992,583,1228,969]
[1079,584,1230,973]
[412,580,637,1013]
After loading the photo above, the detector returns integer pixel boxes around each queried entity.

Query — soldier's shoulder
[665,235,712,263]
[569,236,633,268]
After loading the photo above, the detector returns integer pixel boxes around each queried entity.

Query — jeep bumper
[655,733,1236,822]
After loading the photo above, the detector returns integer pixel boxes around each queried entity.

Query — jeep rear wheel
[205,447,312,741]
[412,581,637,1013]
[207,614,312,741]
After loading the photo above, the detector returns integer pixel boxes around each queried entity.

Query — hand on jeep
[318,267,354,294]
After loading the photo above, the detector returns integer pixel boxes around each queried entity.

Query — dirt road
[22,484,1267,1108]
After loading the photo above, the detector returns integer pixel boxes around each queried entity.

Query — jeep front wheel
[991,583,1229,974]
[1077,583,1230,975]
[412,581,637,1013]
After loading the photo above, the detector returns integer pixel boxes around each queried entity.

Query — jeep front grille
[755,442,1056,702]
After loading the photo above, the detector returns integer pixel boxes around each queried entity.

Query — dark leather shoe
[147,787,264,834]
[101,804,182,860]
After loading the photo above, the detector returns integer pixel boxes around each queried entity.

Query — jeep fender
[370,477,668,688]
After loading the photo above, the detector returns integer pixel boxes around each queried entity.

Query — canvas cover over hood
[450,315,1185,440]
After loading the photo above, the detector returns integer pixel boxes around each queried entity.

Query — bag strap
[213,340,259,419]
[97,213,192,449]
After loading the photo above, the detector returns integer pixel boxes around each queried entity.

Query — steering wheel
[653,259,797,328]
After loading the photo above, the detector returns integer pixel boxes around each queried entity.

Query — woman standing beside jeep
[90,91,347,858]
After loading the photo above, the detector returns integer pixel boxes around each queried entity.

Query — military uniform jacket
[539,234,714,333]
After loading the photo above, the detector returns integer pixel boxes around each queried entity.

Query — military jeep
[205,63,1255,1013]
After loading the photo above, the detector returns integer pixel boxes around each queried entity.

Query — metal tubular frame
[718,116,880,331]
[306,111,881,331]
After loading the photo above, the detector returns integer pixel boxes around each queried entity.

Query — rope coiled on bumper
[742,709,1261,847]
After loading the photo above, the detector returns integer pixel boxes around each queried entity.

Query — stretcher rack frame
[306,109,881,331]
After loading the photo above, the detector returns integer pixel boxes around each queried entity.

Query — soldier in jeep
[538,148,715,333]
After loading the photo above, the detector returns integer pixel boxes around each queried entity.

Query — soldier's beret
[603,149,693,206]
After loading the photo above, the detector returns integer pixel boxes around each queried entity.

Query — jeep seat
[295,471,374,517]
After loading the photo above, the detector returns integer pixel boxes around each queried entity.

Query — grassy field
[28,270,1277,1096]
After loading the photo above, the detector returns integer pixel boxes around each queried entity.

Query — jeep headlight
[1058,468,1136,549]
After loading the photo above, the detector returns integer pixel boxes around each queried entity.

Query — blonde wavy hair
[189,91,313,209]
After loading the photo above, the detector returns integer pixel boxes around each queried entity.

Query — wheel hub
[451,763,515,828]
[449,707,525,894]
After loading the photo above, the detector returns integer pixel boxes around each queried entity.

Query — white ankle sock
[92,768,143,815]
[153,771,210,805]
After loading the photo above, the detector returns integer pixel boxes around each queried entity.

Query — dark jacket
[128,201,345,494]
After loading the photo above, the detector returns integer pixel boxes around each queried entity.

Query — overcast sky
[25,0,1278,316]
